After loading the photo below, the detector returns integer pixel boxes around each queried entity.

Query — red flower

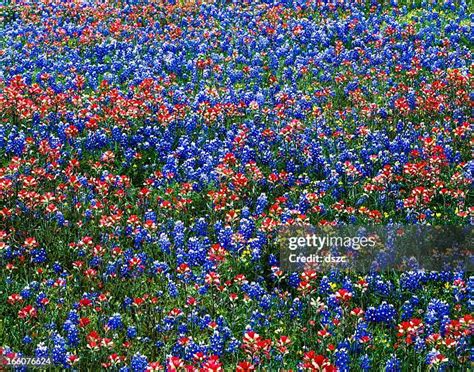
[236,361,255,372]
[18,305,37,319]
[167,356,184,371]
[301,351,336,371]
[335,289,353,302]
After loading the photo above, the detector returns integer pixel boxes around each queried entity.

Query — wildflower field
[0,0,473,370]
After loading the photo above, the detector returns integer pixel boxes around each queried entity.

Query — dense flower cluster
[0,0,472,370]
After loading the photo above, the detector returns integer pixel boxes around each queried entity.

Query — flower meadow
[0,0,473,370]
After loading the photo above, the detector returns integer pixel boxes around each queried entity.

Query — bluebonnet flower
[130,353,148,372]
